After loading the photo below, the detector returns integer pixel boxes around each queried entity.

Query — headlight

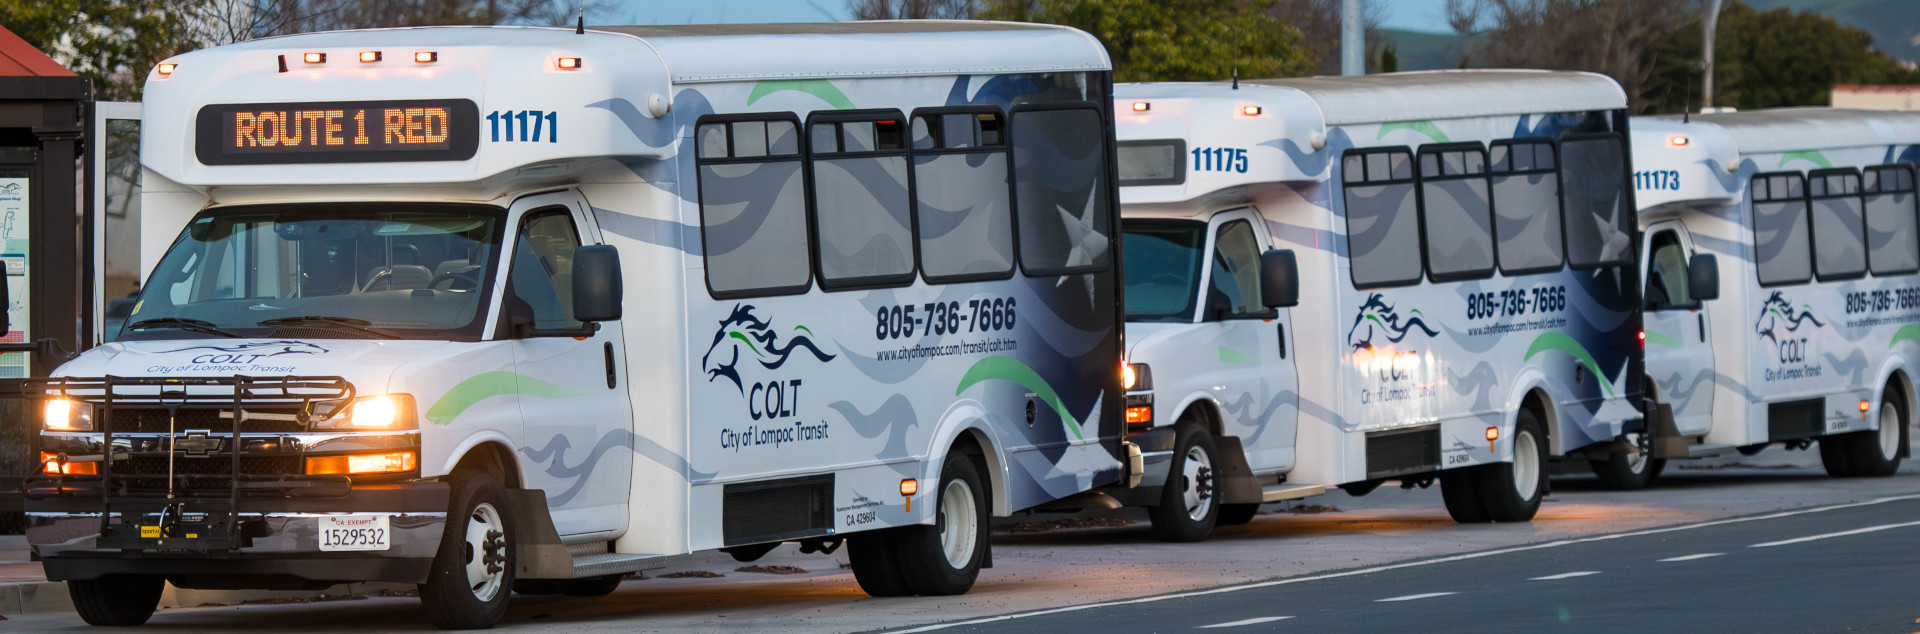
[43,398,94,431]
[312,394,418,431]
[1122,363,1152,391]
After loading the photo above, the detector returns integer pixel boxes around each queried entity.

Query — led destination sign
[195,99,479,165]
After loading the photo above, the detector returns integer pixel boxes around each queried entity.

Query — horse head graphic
[700,304,836,394]
[1346,293,1439,351]
[1754,291,1824,345]
[158,340,330,357]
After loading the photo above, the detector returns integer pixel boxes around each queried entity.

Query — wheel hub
[462,502,507,602]
[938,478,978,570]
[1182,446,1214,521]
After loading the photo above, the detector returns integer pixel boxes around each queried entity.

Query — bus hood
[54,338,453,395]
[1123,322,1184,362]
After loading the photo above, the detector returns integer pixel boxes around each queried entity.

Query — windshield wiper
[256,316,400,340]
[126,317,242,338]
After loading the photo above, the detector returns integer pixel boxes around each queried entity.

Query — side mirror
[572,245,623,322]
[1260,249,1300,309]
[1687,253,1719,302]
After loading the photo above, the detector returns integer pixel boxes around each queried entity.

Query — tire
[1819,435,1856,478]
[1217,503,1261,527]
[1439,468,1489,524]
[69,574,164,626]
[420,470,515,630]
[1146,425,1221,542]
[1588,433,1659,490]
[1475,409,1547,522]
[1848,389,1908,478]
[850,451,990,597]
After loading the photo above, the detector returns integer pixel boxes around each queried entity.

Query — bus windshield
[119,204,504,341]
[1122,221,1205,322]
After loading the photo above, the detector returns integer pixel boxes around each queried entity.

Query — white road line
[1375,592,1456,602]
[891,494,1920,633]
[1529,571,1602,580]
[1748,519,1920,548]
[1658,553,1724,562]
[1198,616,1293,628]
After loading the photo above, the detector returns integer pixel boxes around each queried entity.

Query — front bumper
[27,482,449,585]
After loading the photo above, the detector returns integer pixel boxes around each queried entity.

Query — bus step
[1259,484,1332,503]
[572,553,668,578]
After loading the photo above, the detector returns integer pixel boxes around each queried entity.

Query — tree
[1263,0,1385,76]
[850,0,976,19]
[977,0,1316,82]
[1642,1,1920,113]
[1447,0,1702,113]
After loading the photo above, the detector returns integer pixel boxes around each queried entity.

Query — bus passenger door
[505,193,634,536]
[1641,223,1714,437]
[1202,213,1298,471]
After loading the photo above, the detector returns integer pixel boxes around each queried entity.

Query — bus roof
[1246,70,1625,125]
[1686,107,1920,155]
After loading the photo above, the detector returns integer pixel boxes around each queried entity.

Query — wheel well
[1885,371,1912,414]
[453,441,521,489]
[948,428,1005,515]
[1521,389,1553,448]
[1179,401,1224,438]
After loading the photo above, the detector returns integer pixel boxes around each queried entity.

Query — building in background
[1833,85,1920,111]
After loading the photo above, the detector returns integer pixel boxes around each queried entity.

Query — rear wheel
[1848,389,1908,477]
[849,451,989,597]
[69,574,164,626]
[420,470,515,630]
[1147,425,1220,542]
[1439,468,1489,523]
[1819,435,1857,477]
[1588,433,1663,490]
[1476,413,1547,522]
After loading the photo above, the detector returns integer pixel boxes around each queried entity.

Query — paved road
[910,495,1920,633]
[8,444,1919,632]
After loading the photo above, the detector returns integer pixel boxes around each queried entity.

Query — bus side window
[1011,105,1111,276]
[1490,139,1564,274]
[697,116,812,298]
[1342,147,1420,288]
[807,112,915,289]
[509,210,583,330]
[1808,169,1866,280]
[1645,230,1693,310]
[1752,172,1812,286]
[913,109,1015,281]
[1864,164,1919,276]
[1559,134,1633,268]
[1417,143,1494,281]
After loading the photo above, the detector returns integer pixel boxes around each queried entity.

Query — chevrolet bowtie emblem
[173,431,221,456]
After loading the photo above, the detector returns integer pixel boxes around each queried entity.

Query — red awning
[0,25,75,77]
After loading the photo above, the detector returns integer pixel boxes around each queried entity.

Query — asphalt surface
[8,443,1919,632]
[910,495,1920,633]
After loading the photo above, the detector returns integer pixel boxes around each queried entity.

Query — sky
[613,0,1458,33]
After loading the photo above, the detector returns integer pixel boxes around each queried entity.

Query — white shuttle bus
[1630,109,1920,483]
[19,23,1126,628]
[1107,72,1645,540]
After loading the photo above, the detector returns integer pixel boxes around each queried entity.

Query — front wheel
[420,470,515,630]
[1146,424,1220,542]
[1588,433,1663,490]
[1847,390,1908,477]
[69,574,164,626]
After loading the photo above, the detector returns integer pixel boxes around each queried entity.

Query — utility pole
[1702,0,1725,110]
[1342,0,1363,76]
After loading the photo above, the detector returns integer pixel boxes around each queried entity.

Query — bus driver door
[1641,222,1716,439]
[504,191,634,537]
[1201,211,1300,472]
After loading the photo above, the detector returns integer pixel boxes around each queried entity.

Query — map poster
[0,176,27,378]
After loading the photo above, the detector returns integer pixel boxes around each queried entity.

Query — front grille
[120,455,303,477]
[106,407,311,434]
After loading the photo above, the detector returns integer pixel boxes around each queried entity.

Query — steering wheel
[359,269,392,293]
[428,271,478,292]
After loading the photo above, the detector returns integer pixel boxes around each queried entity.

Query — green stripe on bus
[955,355,1085,441]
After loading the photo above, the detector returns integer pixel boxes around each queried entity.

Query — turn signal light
[900,479,918,496]
[1125,405,1153,425]
[1485,427,1500,442]
[1860,400,1872,412]
[156,63,177,76]
[307,451,418,475]
[40,452,97,475]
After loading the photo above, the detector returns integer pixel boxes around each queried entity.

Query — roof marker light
[557,56,582,70]
[415,51,437,63]
[156,63,176,76]
[1241,105,1263,116]
[1131,101,1150,112]
[1667,135,1690,148]
[359,51,381,63]
[303,52,326,64]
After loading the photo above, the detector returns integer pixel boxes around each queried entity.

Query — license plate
[318,514,391,552]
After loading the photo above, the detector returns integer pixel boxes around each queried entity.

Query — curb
[0,580,417,617]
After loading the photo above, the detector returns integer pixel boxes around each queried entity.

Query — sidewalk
[0,535,69,616]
